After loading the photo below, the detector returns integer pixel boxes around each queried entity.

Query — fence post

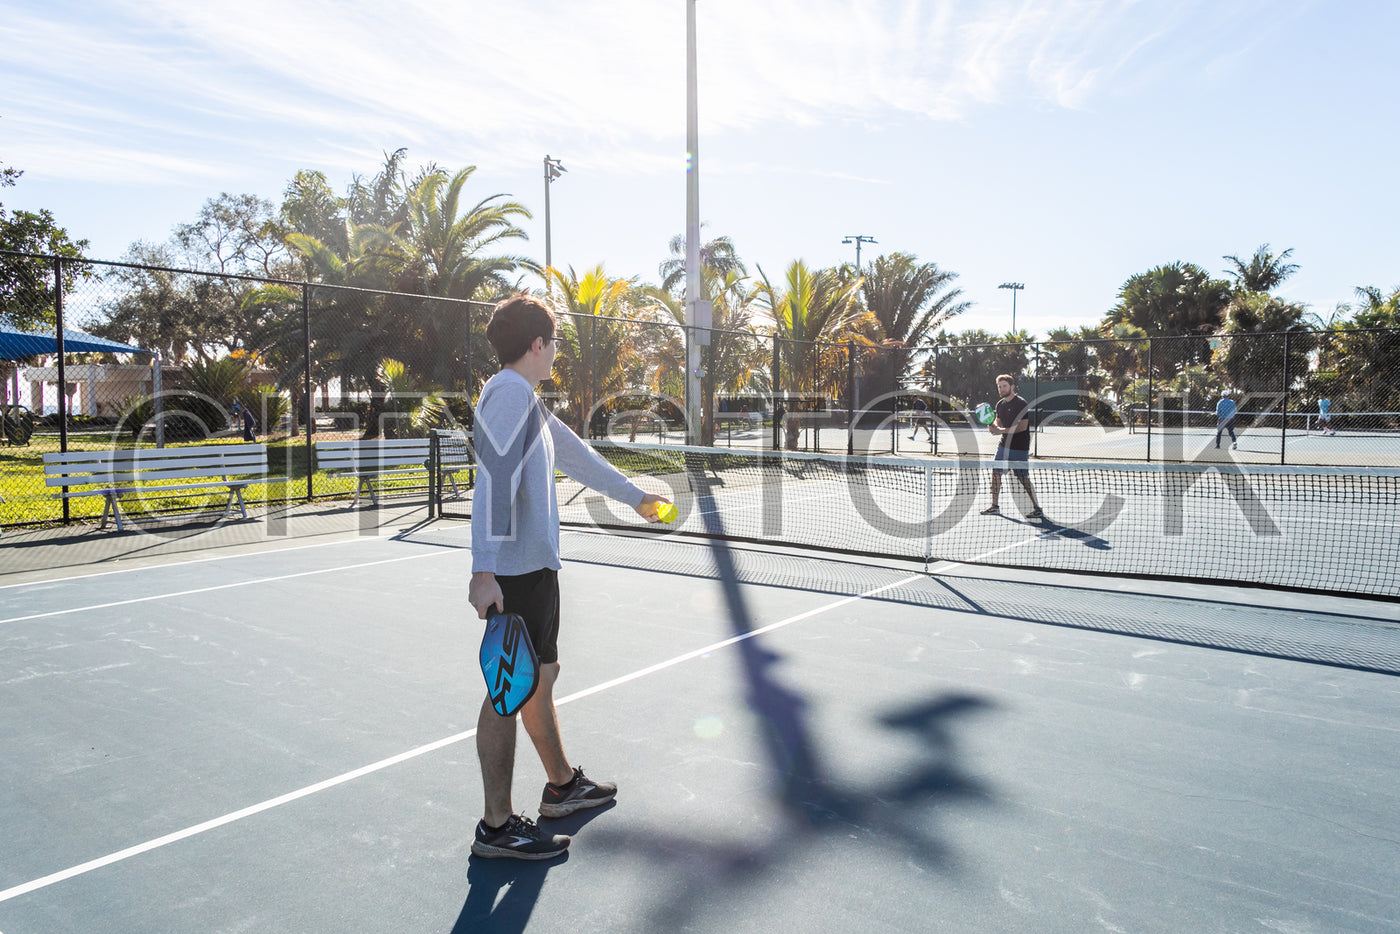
[772,334,784,450]
[54,256,69,524]
[302,283,313,502]
[1145,338,1153,463]
[847,341,855,456]
[1280,329,1291,465]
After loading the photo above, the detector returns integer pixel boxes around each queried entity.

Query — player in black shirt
[981,374,1043,520]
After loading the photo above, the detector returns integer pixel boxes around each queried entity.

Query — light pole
[998,282,1024,334]
[842,235,877,271]
[543,155,566,275]
[683,0,705,445]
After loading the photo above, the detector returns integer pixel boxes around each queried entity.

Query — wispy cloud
[3,0,1293,183]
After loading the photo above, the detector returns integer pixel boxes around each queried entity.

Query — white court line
[0,533,410,592]
[0,570,923,905]
[0,553,443,626]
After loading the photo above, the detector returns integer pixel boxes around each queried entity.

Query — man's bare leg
[520,662,573,787]
[986,472,1002,510]
[1018,475,1041,511]
[478,697,518,827]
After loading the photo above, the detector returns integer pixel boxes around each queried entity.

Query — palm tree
[545,266,645,434]
[857,252,971,405]
[861,252,970,352]
[396,167,534,300]
[647,269,767,443]
[1211,292,1314,395]
[657,232,747,295]
[1222,244,1299,293]
[752,261,866,448]
[1104,262,1231,338]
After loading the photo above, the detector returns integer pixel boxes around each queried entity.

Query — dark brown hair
[486,293,555,365]
[995,373,1017,387]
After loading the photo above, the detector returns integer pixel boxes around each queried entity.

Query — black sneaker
[539,767,617,818]
[471,814,569,860]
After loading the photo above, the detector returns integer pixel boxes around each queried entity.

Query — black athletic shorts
[495,568,561,664]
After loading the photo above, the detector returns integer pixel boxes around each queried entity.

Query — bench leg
[233,487,248,519]
[364,477,378,507]
[108,495,126,532]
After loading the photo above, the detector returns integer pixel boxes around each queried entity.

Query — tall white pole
[684,0,702,445]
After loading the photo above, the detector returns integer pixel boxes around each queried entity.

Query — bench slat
[56,480,255,499]
[42,444,266,466]
[46,466,267,488]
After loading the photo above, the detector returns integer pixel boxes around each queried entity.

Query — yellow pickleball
[656,502,678,523]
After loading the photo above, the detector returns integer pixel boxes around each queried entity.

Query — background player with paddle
[980,373,1044,521]
[468,294,671,860]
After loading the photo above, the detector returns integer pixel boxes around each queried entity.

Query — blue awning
[0,324,150,361]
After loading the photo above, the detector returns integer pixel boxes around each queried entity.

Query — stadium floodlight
[842,235,877,271]
[998,282,1025,333]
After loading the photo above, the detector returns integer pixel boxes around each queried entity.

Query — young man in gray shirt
[467,294,669,860]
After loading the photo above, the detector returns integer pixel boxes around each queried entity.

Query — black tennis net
[432,437,1400,600]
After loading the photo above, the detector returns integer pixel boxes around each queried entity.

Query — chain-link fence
[3,250,1398,530]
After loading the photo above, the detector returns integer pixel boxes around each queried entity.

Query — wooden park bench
[316,435,471,507]
[42,443,268,532]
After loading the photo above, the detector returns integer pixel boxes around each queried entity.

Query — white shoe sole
[539,792,617,819]
[471,839,569,859]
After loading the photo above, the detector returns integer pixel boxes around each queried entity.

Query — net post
[428,431,439,519]
[923,462,934,571]
[1280,329,1290,465]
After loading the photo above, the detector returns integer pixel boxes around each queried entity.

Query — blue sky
[3,0,1396,336]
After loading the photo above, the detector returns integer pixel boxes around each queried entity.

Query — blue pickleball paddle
[480,610,540,717]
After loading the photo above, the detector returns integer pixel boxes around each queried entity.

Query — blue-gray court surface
[1,500,1398,933]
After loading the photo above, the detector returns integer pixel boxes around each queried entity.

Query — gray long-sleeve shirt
[471,368,645,575]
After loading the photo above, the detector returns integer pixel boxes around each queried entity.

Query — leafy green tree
[347,148,412,228]
[1312,286,1400,412]
[275,170,349,268]
[927,329,1033,411]
[1222,244,1298,293]
[174,192,290,279]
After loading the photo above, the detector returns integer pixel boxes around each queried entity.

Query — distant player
[1215,390,1237,450]
[981,374,1043,520]
[1318,397,1335,435]
[908,396,931,441]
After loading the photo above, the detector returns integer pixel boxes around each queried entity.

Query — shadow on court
[451,804,616,933]
[582,471,997,930]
